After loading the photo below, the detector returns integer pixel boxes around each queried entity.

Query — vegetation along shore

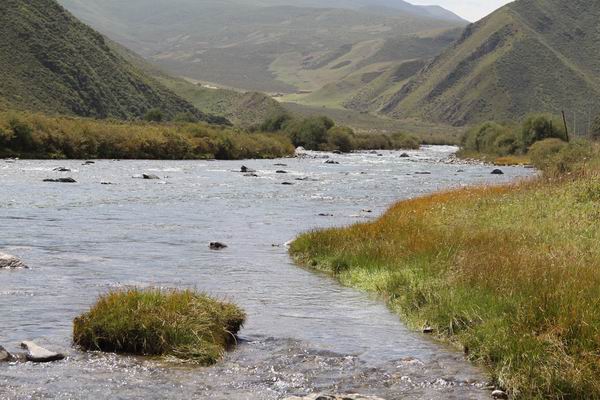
[291,113,600,399]
[0,111,420,160]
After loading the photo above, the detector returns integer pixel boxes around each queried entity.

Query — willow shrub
[0,111,294,159]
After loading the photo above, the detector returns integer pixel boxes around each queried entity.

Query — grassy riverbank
[0,111,294,160]
[73,288,245,365]
[291,146,600,398]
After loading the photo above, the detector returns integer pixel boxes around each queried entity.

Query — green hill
[0,0,223,122]
[111,41,285,127]
[380,0,600,129]
[58,0,466,95]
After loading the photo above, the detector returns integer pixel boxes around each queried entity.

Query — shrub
[528,138,568,171]
[542,139,594,177]
[285,116,334,150]
[521,114,567,148]
[391,132,420,150]
[326,126,355,153]
[144,108,164,123]
[259,112,293,132]
[73,288,246,365]
[461,122,519,155]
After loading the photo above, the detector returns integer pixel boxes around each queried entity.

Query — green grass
[73,288,246,365]
[290,147,600,398]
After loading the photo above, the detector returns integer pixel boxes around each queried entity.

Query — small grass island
[73,288,246,365]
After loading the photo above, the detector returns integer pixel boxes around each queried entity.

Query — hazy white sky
[409,0,513,22]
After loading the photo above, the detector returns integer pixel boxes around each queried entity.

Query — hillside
[0,0,220,122]
[58,0,467,95]
[381,0,600,128]
[113,42,286,127]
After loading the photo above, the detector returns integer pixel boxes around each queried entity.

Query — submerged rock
[491,169,504,175]
[0,252,28,269]
[491,390,508,399]
[276,170,288,174]
[43,177,77,183]
[53,167,71,172]
[285,394,386,400]
[20,341,65,363]
[244,173,259,177]
[209,242,228,250]
[0,346,12,362]
[324,160,339,165]
[83,161,95,165]
[142,174,160,180]
[281,182,294,185]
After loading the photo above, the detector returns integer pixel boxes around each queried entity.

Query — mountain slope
[112,42,286,127]
[381,0,600,127]
[0,0,219,121]
[58,0,467,94]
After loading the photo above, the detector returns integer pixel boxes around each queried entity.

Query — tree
[591,114,600,141]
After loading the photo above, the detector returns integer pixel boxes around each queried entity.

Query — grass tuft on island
[73,288,246,365]
[290,145,600,399]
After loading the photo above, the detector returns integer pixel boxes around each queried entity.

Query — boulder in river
[209,242,228,250]
[20,341,65,363]
[399,153,410,158]
[0,252,28,269]
[281,182,294,185]
[83,161,95,165]
[142,174,160,180]
[240,166,256,173]
[53,167,71,172]
[0,346,12,362]
[285,394,386,400]
[43,177,77,183]
[324,160,339,165]
[276,170,288,174]
[491,169,504,175]
[491,390,509,399]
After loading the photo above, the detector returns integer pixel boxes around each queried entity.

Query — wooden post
[562,111,570,142]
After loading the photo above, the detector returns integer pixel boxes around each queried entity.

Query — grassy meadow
[73,288,246,365]
[291,136,600,398]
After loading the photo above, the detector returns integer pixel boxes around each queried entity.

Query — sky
[409,0,513,22]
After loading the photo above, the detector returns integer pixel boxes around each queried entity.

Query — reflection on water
[0,147,533,399]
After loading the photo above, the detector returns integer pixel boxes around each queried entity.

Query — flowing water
[0,147,534,399]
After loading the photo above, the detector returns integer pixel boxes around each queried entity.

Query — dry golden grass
[291,173,600,399]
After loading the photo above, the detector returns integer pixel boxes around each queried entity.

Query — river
[0,147,533,399]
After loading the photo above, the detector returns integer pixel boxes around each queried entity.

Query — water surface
[0,147,533,399]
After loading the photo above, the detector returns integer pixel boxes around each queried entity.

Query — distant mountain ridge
[0,0,225,122]
[379,0,600,127]
[58,0,467,95]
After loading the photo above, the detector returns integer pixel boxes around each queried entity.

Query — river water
[0,147,533,399]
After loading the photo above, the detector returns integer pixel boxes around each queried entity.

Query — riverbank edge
[289,171,600,399]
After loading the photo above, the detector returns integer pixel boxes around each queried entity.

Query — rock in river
[0,252,28,269]
[400,153,410,158]
[0,346,12,362]
[53,167,71,172]
[285,394,386,400]
[43,177,77,183]
[20,341,65,363]
[142,174,160,180]
[209,242,228,250]
[491,390,509,399]
[240,166,256,173]
[491,169,504,175]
